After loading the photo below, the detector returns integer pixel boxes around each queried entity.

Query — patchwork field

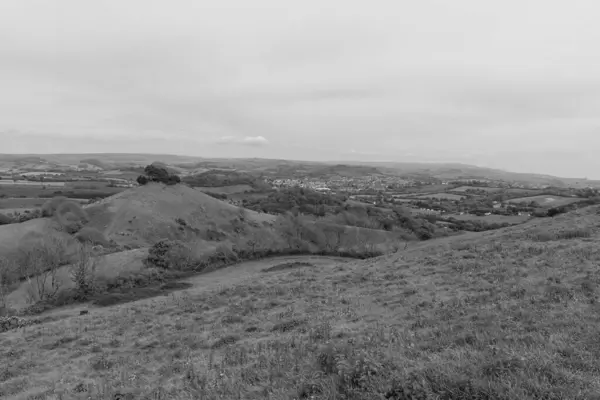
[506,195,583,207]
[505,188,542,195]
[450,186,503,193]
[0,184,124,199]
[445,213,531,224]
[195,185,255,195]
[415,193,465,200]
[0,197,88,215]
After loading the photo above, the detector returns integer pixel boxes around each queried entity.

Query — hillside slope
[0,218,75,259]
[3,206,600,398]
[84,183,275,247]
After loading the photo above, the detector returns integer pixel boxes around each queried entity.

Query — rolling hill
[80,183,278,250]
[340,160,600,187]
[2,153,599,187]
[0,183,404,307]
[2,201,600,398]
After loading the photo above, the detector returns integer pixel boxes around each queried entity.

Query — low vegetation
[2,205,600,398]
[182,170,269,190]
[3,156,600,398]
[136,164,181,186]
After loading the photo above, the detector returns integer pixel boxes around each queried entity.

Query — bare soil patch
[262,261,314,273]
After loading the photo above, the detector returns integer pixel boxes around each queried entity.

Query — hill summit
[85,183,275,248]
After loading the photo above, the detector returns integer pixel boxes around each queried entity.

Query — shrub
[214,243,238,263]
[74,227,110,246]
[69,244,98,300]
[555,228,592,240]
[547,207,567,217]
[144,239,192,270]
[41,196,69,217]
[136,175,149,185]
[137,165,181,186]
[13,208,43,223]
[204,192,227,200]
[42,197,89,234]
[19,236,69,303]
[0,213,13,225]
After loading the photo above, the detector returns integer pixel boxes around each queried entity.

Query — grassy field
[505,188,542,195]
[450,186,503,193]
[0,197,88,214]
[0,183,124,199]
[2,207,600,398]
[446,213,531,224]
[415,193,465,200]
[506,195,583,207]
[195,185,255,195]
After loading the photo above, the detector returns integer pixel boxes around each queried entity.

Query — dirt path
[183,255,352,291]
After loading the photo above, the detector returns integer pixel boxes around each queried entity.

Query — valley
[1,154,600,399]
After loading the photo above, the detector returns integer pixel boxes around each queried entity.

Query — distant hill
[306,164,383,178]
[79,158,112,169]
[1,153,598,187]
[336,161,600,187]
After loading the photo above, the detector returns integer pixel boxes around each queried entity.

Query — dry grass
[0,219,76,261]
[506,195,583,208]
[83,183,275,248]
[5,249,149,310]
[2,206,600,398]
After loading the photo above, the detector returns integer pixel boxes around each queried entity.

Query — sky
[1,0,600,178]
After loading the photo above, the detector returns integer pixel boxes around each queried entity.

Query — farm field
[445,213,531,224]
[0,180,65,187]
[506,195,583,207]
[0,184,125,200]
[401,184,450,194]
[415,192,465,200]
[195,184,255,195]
[450,185,503,193]
[505,188,542,195]
[0,197,89,215]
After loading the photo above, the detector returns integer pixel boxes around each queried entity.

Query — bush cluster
[137,165,181,186]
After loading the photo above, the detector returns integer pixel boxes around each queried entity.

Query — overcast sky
[1,0,599,178]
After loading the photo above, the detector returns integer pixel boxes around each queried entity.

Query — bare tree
[69,244,98,298]
[0,257,15,312]
[20,236,68,303]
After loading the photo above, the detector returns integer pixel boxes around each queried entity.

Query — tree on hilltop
[137,165,181,186]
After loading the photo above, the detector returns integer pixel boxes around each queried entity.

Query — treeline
[444,218,511,232]
[242,187,347,215]
[240,187,451,240]
[183,170,268,189]
[543,196,600,217]
[322,204,440,240]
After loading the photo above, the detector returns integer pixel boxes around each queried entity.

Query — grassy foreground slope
[3,206,600,398]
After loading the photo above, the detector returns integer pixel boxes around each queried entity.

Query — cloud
[1,1,600,177]
[242,136,269,146]
[216,135,269,146]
